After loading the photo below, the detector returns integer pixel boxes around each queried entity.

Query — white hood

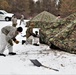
[5,13,14,17]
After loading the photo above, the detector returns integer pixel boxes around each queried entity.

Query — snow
[0,20,76,75]
[33,0,38,2]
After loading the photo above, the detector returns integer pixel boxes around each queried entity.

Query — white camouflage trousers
[26,35,40,45]
[0,31,13,54]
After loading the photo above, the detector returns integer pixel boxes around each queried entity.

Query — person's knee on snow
[32,31,40,46]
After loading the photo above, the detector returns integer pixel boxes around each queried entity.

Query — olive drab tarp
[26,11,56,27]
[48,13,76,54]
[26,11,76,54]
[49,20,76,54]
[30,11,56,22]
[26,11,56,43]
[64,13,76,23]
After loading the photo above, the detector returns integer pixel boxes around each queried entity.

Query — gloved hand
[14,40,19,44]
[32,33,37,37]
[22,40,26,45]
[8,40,13,46]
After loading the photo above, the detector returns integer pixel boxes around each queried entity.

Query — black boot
[0,53,6,57]
[9,52,16,55]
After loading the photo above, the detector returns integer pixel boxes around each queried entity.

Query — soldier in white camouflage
[0,26,23,56]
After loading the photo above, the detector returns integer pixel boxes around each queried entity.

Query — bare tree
[59,0,76,17]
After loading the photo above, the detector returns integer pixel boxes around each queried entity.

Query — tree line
[0,0,76,18]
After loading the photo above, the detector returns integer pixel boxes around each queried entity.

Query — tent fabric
[30,11,56,23]
[49,20,76,54]
[26,12,76,54]
[26,11,56,43]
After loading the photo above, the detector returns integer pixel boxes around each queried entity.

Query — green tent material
[26,11,56,43]
[64,13,76,23]
[26,11,56,27]
[26,12,76,54]
[42,12,76,46]
[49,20,76,54]
[30,11,56,22]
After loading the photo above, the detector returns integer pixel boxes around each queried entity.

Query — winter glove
[22,40,26,45]
[8,40,13,46]
[14,40,19,44]
[32,33,37,37]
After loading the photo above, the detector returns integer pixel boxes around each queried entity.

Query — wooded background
[0,0,76,18]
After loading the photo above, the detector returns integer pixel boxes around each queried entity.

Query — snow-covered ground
[0,20,76,75]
